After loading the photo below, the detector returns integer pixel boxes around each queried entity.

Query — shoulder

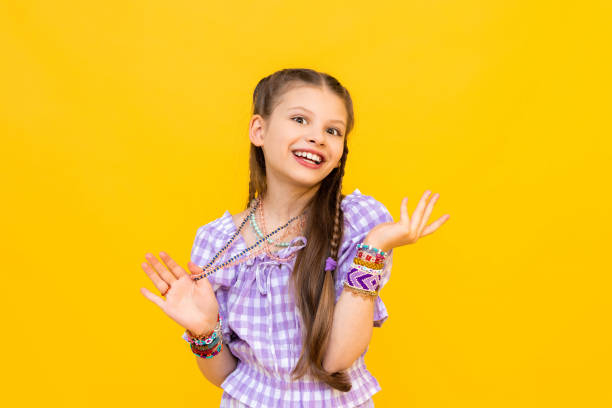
[191,211,235,266]
[341,188,393,235]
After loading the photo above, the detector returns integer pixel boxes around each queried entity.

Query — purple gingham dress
[187,189,394,408]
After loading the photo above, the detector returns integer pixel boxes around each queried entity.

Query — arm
[322,235,389,373]
[322,190,450,372]
[194,344,239,388]
[322,283,375,373]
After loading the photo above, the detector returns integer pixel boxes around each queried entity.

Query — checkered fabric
[186,189,394,407]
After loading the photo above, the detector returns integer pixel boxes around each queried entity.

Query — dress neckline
[221,210,307,259]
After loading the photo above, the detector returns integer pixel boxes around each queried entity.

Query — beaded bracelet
[187,333,223,359]
[356,250,386,264]
[356,243,387,257]
[343,264,383,295]
[350,262,385,276]
[353,257,384,270]
[183,313,224,358]
[342,242,389,298]
[184,313,222,345]
[191,342,223,359]
[343,281,380,298]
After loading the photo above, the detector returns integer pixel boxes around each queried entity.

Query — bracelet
[184,313,222,346]
[343,264,382,294]
[191,331,221,349]
[350,261,385,275]
[343,281,379,298]
[353,257,384,270]
[356,243,387,257]
[191,341,223,359]
[183,312,224,358]
[356,250,386,264]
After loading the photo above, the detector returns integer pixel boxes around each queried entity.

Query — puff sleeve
[334,189,394,328]
[182,219,238,347]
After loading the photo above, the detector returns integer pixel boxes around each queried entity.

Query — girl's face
[249,84,347,189]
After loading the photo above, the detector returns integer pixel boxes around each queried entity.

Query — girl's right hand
[140,251,219,336]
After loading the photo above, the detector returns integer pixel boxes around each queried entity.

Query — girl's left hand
[365,190,450,252]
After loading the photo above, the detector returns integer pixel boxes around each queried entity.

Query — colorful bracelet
[191,342,223,359]
[353,257,384,270]
[356,250,386,264]
[343,264,382,295]
[343,281,379,297]
[350,262,385,275]
[184,313,222,345]
[183,313,224,358]
[356,243,387,257]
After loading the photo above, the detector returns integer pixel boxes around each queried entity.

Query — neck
[260,176,319,226]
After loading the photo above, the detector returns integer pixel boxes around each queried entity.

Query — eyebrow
[287,106,346,127]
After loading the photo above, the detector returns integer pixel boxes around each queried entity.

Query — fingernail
[159,251,166,256]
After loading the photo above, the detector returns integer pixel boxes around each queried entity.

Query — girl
[140,68,450,407]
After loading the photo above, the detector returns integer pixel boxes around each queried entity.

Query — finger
[139,287,166,311]
[399,197,410,225]
[409,190,431,232]
[159,251,188,279]
[145,253,177,285]
[417,192,439,236]
[141,261,171,295]
[420,214,450,237]
[187,261,206,277]
[188,262,214,292]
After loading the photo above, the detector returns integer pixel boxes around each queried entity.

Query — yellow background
[2,1,611,406]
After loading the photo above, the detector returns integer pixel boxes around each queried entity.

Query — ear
[249,114,265,147]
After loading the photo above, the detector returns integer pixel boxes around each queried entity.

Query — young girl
[140,68,450,407]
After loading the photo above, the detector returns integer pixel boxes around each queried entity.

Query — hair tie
[325,256,337,271]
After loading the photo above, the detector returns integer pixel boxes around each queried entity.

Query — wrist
[187,312,220,337]
[188,325,215,338]
[362,235,390,253]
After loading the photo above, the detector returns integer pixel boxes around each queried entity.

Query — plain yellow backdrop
[2,1,611,407]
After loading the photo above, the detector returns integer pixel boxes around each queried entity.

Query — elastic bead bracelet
[356,243,387,257]
[191,342,223,359]
[184,313,221,343]
[183,313,224,359]
[356,250,386,264]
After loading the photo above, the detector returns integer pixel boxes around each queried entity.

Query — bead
[191,197,307,280]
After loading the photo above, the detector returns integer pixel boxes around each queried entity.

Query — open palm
[140,252,219,335]
[367,190,450,252]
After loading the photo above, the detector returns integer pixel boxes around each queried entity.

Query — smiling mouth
[292,151,323,165]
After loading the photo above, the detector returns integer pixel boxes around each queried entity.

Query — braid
[329,164,346,263]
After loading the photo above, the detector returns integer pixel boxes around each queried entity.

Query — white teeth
[294,151,322,164]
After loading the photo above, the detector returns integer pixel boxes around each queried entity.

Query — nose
[306,130,326,146]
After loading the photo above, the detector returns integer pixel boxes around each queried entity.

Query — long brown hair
[246,68,355,391]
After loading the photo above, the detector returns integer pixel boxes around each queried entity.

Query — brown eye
[292,116,306,124]
[328,128,342,136]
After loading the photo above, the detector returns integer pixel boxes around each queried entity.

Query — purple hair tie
[325,257,337,271]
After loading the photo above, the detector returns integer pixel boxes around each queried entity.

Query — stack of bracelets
[343,243,388,298]
[182,312,224,359]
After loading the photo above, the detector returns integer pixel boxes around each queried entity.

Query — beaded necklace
[191,198,305,281]
[250,212,292,247]
[257,197,306,263]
